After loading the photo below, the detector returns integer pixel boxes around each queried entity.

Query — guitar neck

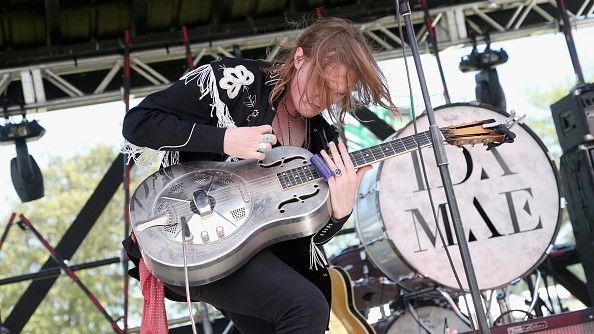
[349,129,434,169]
[277,130,438,190]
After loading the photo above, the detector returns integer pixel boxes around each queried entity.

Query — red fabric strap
[139,258,168,334]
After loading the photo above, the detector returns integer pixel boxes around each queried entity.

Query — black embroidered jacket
[121,57,350,305]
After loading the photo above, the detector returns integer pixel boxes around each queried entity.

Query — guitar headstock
[441,112,522,150]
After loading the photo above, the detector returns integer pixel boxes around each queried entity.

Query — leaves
[0,144,143,333]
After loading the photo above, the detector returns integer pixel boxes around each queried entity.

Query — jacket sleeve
[309,117,353,245]
[122,63,240,154]
[312,214,351,245]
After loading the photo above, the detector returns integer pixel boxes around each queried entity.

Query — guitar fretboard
[277,130,434,189]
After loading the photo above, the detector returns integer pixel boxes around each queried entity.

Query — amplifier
[550,83,594,153]
[560,143,594,304]
[461,308,594,334]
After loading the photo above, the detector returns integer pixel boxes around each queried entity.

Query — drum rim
[369,102,562,291]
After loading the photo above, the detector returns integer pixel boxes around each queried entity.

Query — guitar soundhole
[278,189,320,213]
[260,155,306,168]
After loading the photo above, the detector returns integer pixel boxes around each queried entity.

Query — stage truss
[0,0,593,116]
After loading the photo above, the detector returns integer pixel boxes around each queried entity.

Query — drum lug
[358,180,380,198]
[364,232,388,246]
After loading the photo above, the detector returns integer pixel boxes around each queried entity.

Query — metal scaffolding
[1,0,593,116]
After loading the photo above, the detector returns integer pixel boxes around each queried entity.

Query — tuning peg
[483,110,525,129]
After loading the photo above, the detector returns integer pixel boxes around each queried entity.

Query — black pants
[166,249,330,334]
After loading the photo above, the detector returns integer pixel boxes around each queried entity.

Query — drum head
[384,306,472,334]
[376,104,560,290]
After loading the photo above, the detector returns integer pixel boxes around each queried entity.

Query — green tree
[1,145,144,333]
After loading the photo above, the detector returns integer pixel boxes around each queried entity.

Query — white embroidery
[244,94,259,123]
[181,63,237,129]
[265,72,280,86]
[218,65,254,99]
[244,94,256,108]
[309,237,328,271]
[121,63,239,168]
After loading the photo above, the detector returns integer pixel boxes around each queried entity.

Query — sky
[1,25,593,217]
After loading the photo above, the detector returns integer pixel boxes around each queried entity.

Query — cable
[493,309,534,326]
[181,217,198,334]
[437,288,472,328]
[394,1,476,329]
[524,270,542,321]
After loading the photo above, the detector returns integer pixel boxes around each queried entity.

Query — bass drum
[374,306,472,334]
[355,103,561,291]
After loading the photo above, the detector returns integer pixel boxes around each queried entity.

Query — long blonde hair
[268,17,397,124]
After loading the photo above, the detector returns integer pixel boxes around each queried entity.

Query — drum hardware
[400,286,440,300]
[437,287,472,328]
[362,233,388,247]
[357,180,380,198]
[524,270,543,320]
[496,289,512,325]
[481,291,494,326]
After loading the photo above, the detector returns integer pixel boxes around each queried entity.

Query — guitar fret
[402,137,417,150]
[350,150,365,168]
[390,140,405,154]
[369,145,386,160]
[277,130,438,188]
[379,142,396,157]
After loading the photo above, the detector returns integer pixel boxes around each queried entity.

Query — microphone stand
[394,1,490,332]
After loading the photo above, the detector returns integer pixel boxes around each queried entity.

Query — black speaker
[475,68,506,111]
[550,83,594,153]
[560,142,594,304]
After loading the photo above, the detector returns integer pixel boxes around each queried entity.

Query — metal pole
[0,257,121,285]
[182,26,195,71]
[556,0,586,85]
[122,28,132,334]
[199,302,213,334]
[420,0,451,104]
[0,213,17,251]
[18,214,123,334]
[395,1,490,332]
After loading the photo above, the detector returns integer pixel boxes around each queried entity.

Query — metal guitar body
[129,146,330,286]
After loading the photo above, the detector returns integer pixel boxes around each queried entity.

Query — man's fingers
[338,142,355,172]
[257,125,273,134]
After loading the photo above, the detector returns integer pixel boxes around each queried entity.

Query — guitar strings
[160,133,431,199]
[142,134,435,216]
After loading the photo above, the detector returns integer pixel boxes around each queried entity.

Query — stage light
[0,118,46,202]
[459,33,509,111]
